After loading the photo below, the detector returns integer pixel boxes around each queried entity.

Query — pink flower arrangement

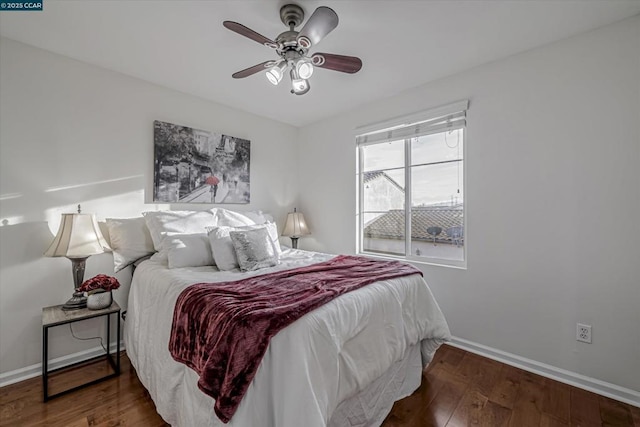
[79,274,120,294]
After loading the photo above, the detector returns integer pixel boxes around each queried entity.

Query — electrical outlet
[577,323,592,343]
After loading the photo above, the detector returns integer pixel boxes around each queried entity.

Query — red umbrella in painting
[205,176,220,186]
[206,176,220,203]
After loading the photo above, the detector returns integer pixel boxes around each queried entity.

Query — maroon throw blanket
[169,254,421,423]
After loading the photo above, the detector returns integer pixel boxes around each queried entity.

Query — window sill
[358,251,467,270]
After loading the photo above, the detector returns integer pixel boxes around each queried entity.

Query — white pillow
[166,233,214,269]
[242,210,273,224]
[143,210,217,251]
[207,222,281,271]
[263,222,282,255]
[215,208,258,227]
[149,235,170,264]
[230,227,279,271]
[207,226,249,271]
[148,231,189,265]
[105,217,155,272]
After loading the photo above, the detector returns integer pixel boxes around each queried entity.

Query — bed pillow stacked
[207,221,281,271]
[105,216,156,272]
[105,209,281,272]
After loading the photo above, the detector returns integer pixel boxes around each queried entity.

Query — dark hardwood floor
[383,345,639,426]
[1,344,638,426]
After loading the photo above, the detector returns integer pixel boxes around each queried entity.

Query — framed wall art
[153,120,250,204]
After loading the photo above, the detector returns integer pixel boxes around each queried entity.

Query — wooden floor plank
[488,364,522,409]
[47,358,116,396]
[508,370,546,427]
[570,387,602,427]
[433,345,466,375]
[540,413,570,427]
[2,345,637,427]
[631,406,640,427]
[428,344,448,366]
[446,388,488,427]
[454,352,502,395]
[413,369,468,427]
[476,400,512,427]
[385,370,443,425]
[599,395,634,427]
[543,378,571,423]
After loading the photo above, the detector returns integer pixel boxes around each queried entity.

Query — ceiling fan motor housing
[275,30,308,59]
[280,4,305,29]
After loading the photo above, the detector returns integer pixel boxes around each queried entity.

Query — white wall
[0,38,299,375]
[297,16,640,392]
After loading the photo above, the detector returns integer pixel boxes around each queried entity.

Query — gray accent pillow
[229,227,279,272]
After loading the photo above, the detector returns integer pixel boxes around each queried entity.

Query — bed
[124,247,450,427]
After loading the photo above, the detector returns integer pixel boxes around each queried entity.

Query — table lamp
[282,208,310,249]
[44,205,110,310]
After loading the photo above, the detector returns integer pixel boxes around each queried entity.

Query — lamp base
[62,257,89,310]
[61,291,87,311]
[290,237,299,249]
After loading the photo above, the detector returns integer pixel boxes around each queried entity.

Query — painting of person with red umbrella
[153,120,250,204]
[206,175,220,203]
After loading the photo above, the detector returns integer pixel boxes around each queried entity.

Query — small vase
[87,290,112,310]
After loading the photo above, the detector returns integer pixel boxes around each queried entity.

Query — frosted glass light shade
[292,79,310,95]
[282,210,310,238]
[45,213,110,258]
[266,61,287,85]
[296,60,314,79]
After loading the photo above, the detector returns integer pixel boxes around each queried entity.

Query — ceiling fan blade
[311,53,362,74]
[223,21,278,48]
[232,61,276,79]
[297,7,338,47]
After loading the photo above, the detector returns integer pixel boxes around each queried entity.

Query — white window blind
[356,100,468,146]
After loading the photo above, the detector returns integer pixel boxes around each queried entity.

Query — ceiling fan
[223,4,362,95]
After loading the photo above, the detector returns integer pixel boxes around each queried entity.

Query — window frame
[356,101,468,269]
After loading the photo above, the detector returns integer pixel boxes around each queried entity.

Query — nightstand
[42,301,121,401]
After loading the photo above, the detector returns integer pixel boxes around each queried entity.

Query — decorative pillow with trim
[230,227,279,272]
[207,222,281,271]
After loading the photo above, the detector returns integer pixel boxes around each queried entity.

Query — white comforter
[124,249,450,427]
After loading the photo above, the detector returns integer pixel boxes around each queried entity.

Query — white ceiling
[2,1,639,127]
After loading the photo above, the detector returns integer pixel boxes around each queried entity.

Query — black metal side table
[42,301,121,401]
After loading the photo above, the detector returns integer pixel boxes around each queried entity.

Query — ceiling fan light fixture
[291,78,310,95]
[224,5,362,94]
[296,59,314,79]
[266,61,287,85]
[290,67,310,95]
[266,70,280,85]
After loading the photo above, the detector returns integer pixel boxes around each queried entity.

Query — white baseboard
[0,341,124,388]
[448,336,640,408]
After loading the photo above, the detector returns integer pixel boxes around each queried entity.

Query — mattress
[124,249,450,426]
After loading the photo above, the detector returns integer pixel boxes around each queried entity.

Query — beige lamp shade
[282,209,310,238]
[44,213,110,258]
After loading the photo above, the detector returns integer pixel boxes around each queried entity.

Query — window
[356,101,467,267]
